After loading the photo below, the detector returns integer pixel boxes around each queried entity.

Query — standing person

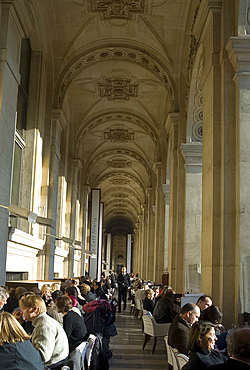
[117,266,131,313]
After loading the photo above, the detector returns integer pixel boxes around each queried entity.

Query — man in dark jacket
[168,302,200,355]
[117,267,131,313]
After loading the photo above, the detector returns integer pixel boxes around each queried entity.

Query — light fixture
[0,204,54,227]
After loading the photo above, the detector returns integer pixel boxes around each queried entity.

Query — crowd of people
[0,270,249,369]
[0,273,118,370]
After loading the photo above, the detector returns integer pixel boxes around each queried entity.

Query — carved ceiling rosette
[91,0,145,20]
[98,78,138,101]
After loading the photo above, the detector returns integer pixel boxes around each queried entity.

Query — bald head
[227,327,250,363]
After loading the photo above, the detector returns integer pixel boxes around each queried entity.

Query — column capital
[72,158,82,171]
[165,112,179,133]
[180,143,203,169]
[153,161,162,174]
[162,183,170,205]
[226,37,250,74]
[82,185,91,195]
[52,109,67,131]
[146,187,152,196]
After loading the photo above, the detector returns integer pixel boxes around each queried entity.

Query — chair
[134,298,143,318]
[142,314,170,354]
[164,336,179,370]
[176,353,189,369]
[169,345,180,370]
[61,341,88,370]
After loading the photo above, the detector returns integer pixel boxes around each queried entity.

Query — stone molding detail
[186,5,200,116]
[104,128,135,142]
[98,78,138,100]
[180,143,202,167]
[56,48,174,108]
[107,159,132,167]
[77,112,158,147]
[111,192,128,198]
[109,179,130,185]
[91,0,145,20]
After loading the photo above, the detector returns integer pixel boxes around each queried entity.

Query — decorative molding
[107,159,132,168]
[111,192,128,198]
[56,48,174,109]
[180,143,203,167]
[98,78,138,100]
[104,128,135,142]
[77,112,158,148]
[91,0,145,20]
[109,179,130,185]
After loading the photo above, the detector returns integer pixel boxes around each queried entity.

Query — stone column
[140,204,147,279]
[162,182,170,275]
[181,143,202,293]
[106,233,112,272]
[132,223,139,274]
[80,185,91,276]
[66,159,81,278]
[153,162,165,284]
[145,188,154,280]
[199,2,224,306]
[127,234,132,274]
[165,113,179,290]
[44,112,63,280]
[227,37,250,320]
[0,2,22,285]
[137,214,143,277]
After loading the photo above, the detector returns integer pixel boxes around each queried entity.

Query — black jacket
[188,346,226,370]
[117,273,131,292]
[153,296,174,323]
[168,314,190,355]
[208,358,250,370]
[63,310,88,353]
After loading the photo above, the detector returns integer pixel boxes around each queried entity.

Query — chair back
[169,345,180,370]
[176,353,189,369]
[135,298,142,310]
[85,334,97,368]
[142,314,155,336]
[164,335,173,366]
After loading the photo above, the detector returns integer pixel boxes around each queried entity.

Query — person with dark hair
[188,321,226,369]
[117,267,131,313]
[168,302,200,355]
[47,290,64,326]
[93,281,107,300]
[143,289,155,314]
[196,294,213,311]
[55,296,88,353]
[208,326,250,369]
[200,305,223,324]
[153,288,174,323]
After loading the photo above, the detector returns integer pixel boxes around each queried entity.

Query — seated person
[196,295,213,312]
[200,305,227,352]
[0,311,44,370]
[153,289,174,323]
[19,295,69,369]
[188,321,226,370]
[46,290,64,326]
[4,286,27,314]
[93,281,106,300]
[79,283,96,304]
[208,326,250,369]
[55,296,88,353]
[168,302,200,355]
[0,286,9,313]
[143,289,155,314]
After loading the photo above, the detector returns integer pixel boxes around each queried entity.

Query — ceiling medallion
[91,0,145,20]
[104,128,135,142]
[107,159,132,168]
[98,78,138,101]
[111,192,128,198]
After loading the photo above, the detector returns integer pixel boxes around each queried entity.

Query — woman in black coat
[188,321,227,370]
[143,289,155,314]
[55,295,88,353]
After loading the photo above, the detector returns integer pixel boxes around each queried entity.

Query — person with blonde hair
[19,295,69,369]
[50,283,61,292]
[0,311,43,369]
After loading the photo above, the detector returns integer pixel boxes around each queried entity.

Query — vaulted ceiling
[31,0,194,235]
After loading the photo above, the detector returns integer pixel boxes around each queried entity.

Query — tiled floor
[109,307,168,370]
